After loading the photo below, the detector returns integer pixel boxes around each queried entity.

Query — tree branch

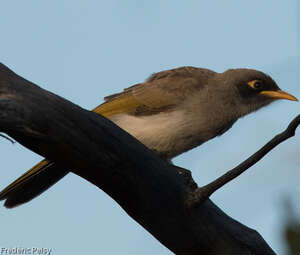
[0,63,277,254]
[188,115,300,205]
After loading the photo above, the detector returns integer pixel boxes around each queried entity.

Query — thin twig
[188,114,300,206]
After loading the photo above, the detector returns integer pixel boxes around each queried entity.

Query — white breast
[109,111,195,158]
[108,94,238,159]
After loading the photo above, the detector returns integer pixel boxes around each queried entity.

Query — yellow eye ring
[248,80,262,89]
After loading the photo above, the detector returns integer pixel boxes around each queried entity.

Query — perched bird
[0,66,297,208]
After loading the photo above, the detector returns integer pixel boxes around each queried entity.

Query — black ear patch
[237,82,259,99]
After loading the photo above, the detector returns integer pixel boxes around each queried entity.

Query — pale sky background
[0,1,300,254]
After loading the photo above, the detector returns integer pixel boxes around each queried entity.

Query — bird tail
[0,160,68,208]
[0,101,113,208]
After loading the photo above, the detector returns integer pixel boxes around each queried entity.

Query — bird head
[214,69,298,118]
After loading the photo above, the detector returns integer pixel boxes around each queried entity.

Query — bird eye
[248,80,263,90]
[254,81,262,89]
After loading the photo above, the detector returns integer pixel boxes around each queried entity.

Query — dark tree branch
[0,63,279,254]
[0,133,15,144]
[189,115,300,205]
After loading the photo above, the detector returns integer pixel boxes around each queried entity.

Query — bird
[0,66,297,208]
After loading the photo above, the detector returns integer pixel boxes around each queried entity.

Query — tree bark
[0,63,276,254]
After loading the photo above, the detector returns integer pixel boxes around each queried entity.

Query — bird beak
[259,90,298,101]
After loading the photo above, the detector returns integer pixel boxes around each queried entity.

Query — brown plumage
[0,66,297,208]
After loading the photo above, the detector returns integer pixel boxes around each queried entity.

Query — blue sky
[0,1,300,254]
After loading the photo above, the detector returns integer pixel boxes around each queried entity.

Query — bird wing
[94,66,216,117]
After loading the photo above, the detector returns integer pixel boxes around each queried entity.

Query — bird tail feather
[0,160,68,208]
[0,101,112,208]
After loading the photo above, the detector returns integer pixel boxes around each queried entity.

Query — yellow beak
[259,90,298,101]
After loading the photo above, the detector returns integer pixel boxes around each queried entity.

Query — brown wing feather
[94,66,216,117]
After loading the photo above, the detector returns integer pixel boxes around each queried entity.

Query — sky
[0,1,300,254]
